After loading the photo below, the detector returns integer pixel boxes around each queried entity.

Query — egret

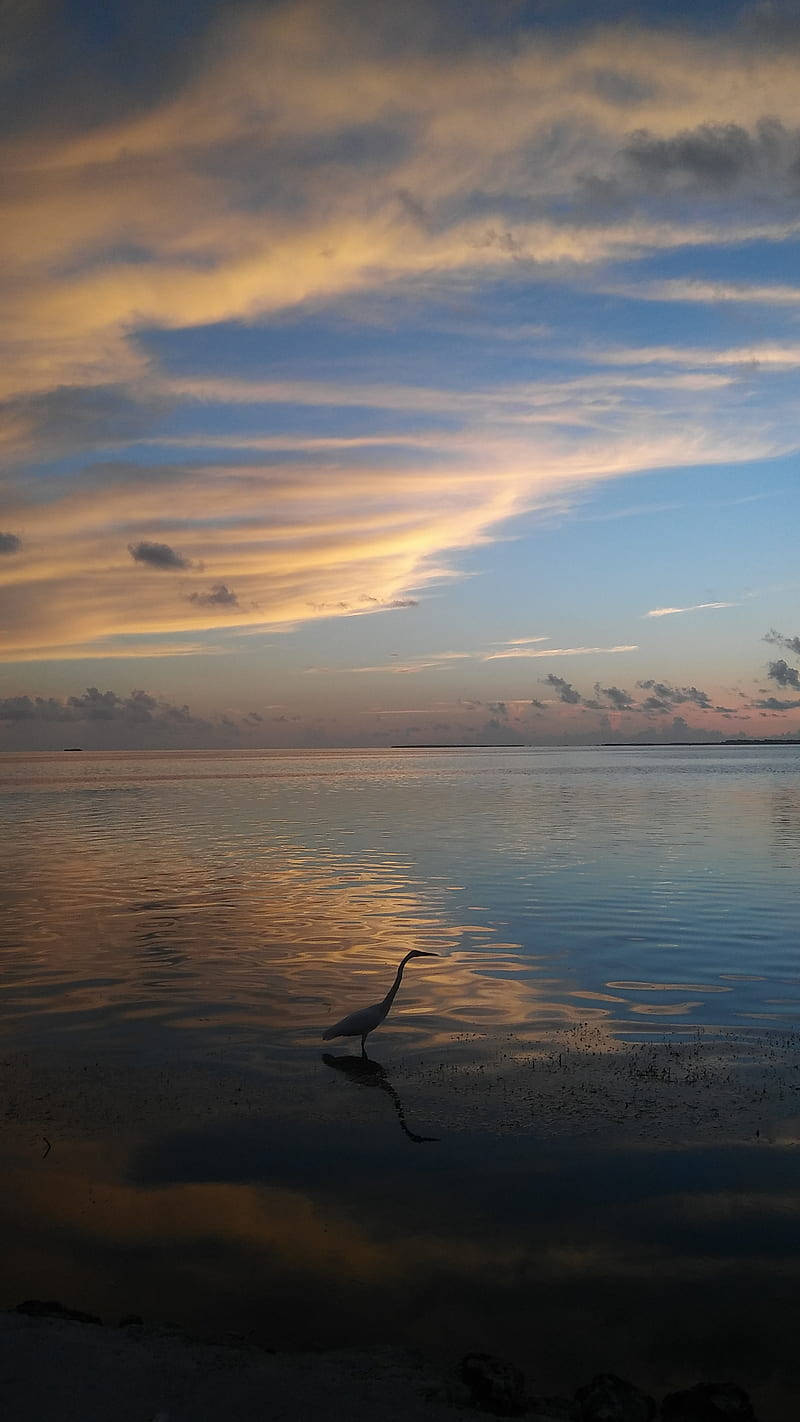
[322,950,438,1053]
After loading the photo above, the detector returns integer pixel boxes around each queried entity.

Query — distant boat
[63,746,83,752]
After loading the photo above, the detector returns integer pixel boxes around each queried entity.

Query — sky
[1,0,800,749]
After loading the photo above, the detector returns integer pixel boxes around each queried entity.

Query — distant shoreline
[391,739,800,748]
[605,739,800,747]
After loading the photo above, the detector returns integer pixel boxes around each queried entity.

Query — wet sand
[0,1312,457,1422]
[3,1026,800,1421]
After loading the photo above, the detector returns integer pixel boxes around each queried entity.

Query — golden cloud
[4,5,800,658]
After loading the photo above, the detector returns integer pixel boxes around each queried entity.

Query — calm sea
[2,746,800,1412]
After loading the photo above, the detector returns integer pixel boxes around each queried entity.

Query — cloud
[767,658,800,689]
[610,278,800,306]
[543,674,581,704]
[6,7,800,665]
[0,694,74,722]
[636,679,712,708]
[484,644,638,660]
[491,636,550,648]
[597,684,635,709]
[129,541,192,570]
[644,601,737,618]
[597,343,800,370]
[188,583,239,608]
[0,685,205,728]
[754,696,800,710]
[0,532,21,554]
[765,628,800,656]
[623,119,799,192]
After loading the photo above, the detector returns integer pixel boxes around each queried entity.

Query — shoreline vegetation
[390,740,800,748]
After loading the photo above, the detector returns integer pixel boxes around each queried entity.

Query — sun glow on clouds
[1,0,800,738]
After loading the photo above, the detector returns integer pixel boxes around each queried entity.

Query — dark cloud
[753,695,800,710]
[68,687,125,721]
[244,710,263,723]
[0,695,74,722]
[596,683,635,710]
[677,686,712,708]
[636,680,672,701]
[765,628,800,657]
[623,118,799,191]
[2,384,170,463]
[0,685,208,730]
[129,540,191,570]
[543,673,581,704]
[637,679,711,709]
[358,594,418,609]
[529,699,545,711]
[768,658,800,689]
[0,532,21,554]
[188,583,239,607]
[488,701,508,717]
[587,68,654,107]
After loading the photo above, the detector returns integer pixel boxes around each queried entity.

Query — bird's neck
[381,953,413,1013]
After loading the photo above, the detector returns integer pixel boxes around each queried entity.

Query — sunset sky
[2,0,799,748]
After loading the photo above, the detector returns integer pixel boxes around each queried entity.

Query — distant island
[391,739,800,749]
[604,739,800,747]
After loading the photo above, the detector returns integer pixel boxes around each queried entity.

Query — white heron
[322,950,438,1053]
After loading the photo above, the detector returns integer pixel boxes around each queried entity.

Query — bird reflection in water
[322,1052,440,1144]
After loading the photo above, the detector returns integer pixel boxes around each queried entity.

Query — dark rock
[15,1299,102,1326]
[660,1382,757,1420]
[576,1372,656,1421]
[461,1352,527,1415]
[529,1396,580,1420]
[118,1314,144,1328]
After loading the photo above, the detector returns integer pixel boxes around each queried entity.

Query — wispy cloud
[599,344,800,370]
[4,2,800,672]
[490,636,550,648]
[483,644,638,660]
[609,279,800,307]
[644,601,737,619]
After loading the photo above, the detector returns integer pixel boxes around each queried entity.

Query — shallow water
[2,746,800,1412]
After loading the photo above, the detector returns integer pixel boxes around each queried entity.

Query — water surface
[2,747,800,1414]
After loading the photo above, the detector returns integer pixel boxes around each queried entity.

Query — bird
[322,950,439,1054]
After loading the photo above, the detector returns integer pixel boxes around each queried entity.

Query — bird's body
[323,950,437,1052]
